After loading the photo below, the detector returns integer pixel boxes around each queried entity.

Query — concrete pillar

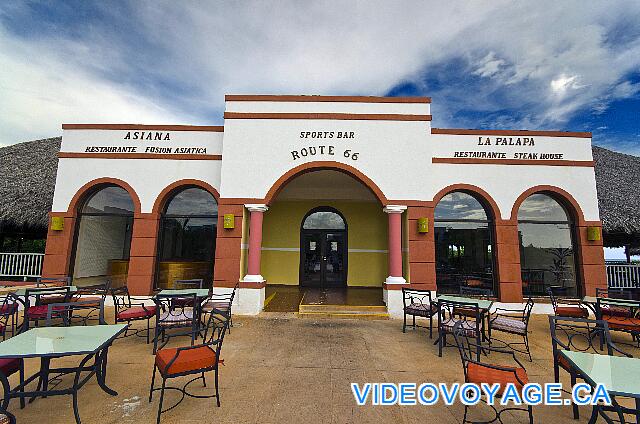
[383,205,407,284]
[243,204,268,283]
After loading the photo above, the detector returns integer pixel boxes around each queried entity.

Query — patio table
[156,288,210,297]
[0,324,127,424]
[560,350,640,423]
[13,286,78,298]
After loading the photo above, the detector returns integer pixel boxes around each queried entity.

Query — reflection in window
[518,194,578,297]
[435,192,495,295]
[302,211,346,230]
[157,187,217,289]
[73,186,134,288]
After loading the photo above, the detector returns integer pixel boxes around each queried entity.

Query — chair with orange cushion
[548,287,589,318]
[452,321,533,424]
[595,288,634,318]
[595,297,640,345]
[549,316,631,420]
[149,312,230,424]
[112,286,157,343]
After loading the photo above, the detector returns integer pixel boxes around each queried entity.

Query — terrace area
[6,311,640,424]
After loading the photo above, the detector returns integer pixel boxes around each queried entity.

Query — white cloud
[1,0,640,145]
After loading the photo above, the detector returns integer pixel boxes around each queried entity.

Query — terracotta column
[384,205,407,284]
[243,204,268,282]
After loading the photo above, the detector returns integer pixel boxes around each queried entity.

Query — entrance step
[298,304,389,320]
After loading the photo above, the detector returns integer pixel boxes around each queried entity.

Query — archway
[517,192,579,297]
[434,191,496,295]
[71,185,135,287]
[155,186,218,289]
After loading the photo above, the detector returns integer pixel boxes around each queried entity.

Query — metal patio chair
[548,286,589,318]
[437,298,483,360]
[401,288,437,338]
[201,283,238,333]
[21,286,73,332]
[150,312,230,424]
[112,286,157,343]
[153,293,200,354]
[452,321,533,424]
[595,288,635,318]
[0,296,19,340]
[488,297,535,361]
[595,297,640,346]
[549,315,631,420]
[44,299,107,327]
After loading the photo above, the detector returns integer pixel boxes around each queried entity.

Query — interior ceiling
[275,170,378,202]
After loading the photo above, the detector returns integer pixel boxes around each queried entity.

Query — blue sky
[1,1,639,154]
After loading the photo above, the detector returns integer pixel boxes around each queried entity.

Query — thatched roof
[0,137,640,245]
[0,137,60,234]
[593,145,640,246]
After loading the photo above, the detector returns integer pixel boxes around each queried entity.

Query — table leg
[29,357,50,403]
[95,347,118,396]
[71,353,96,424]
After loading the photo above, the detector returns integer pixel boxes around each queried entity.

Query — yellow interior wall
[261,200,387,287]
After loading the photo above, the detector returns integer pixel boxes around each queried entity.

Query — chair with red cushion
[149,312,230,424]
[34,277,72,305]
[452,321,533,424]
[152,294,200,354]
[201,283,238,334]
[0,296,19,340]
[112,286,157,343]
[22,287,72,332]
[0,357,25,411]
[548,287,589,318]
[549,316,631,420]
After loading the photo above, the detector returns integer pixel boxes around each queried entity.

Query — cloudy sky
[1,1,639,153]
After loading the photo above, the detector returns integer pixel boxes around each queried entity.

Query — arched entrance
[71,185,135,287]
[299,207,348,288]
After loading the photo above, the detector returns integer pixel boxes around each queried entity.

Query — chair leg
[214,368,220,407]
[147,318,151,344]
[528,405,533,424]
[19,362,25,409]
[402,313,407,333]
[153,325,159,355]
[149,365,157,402]
[156,378,166,424]
[202,371,206,387]
[524,334,532,362]
[429,316,433,339]
[462,404,469,424]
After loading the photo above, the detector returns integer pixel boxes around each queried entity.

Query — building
[40,95,606,316]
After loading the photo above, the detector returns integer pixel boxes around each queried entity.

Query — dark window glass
[435,192,494,295]
[82,186,134,214]
[302,211,346,230]
[518,194,578,297]
[157,187,217,289]
[73,186,134,288]
[165,187,218,216]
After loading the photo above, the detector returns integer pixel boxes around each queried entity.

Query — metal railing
[0,252,45,278]
[606,263,640,289]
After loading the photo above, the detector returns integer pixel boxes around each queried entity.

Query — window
[434,192,495,295]
[157,187,218,289]
[302,211,346,230]
[73,186,134,288]
[518,193,578,297]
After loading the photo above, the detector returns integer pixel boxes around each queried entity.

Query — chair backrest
[522,297,535,325]
[459,286,491,298]
[36,277,71,287]
[547,287,559,311]
[451,321,477,369]
[402,288,433,308]
[155,293,199,324]
[45,299,106,326]
[438,298,482,323]
[110,285,132,310]
[76,280,111,298]
[174,279,204,290]
[25,286,71,307]
[548,315,629,358]
[201,308,231,351]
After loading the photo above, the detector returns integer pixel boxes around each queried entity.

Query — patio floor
[8,312,640,423]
